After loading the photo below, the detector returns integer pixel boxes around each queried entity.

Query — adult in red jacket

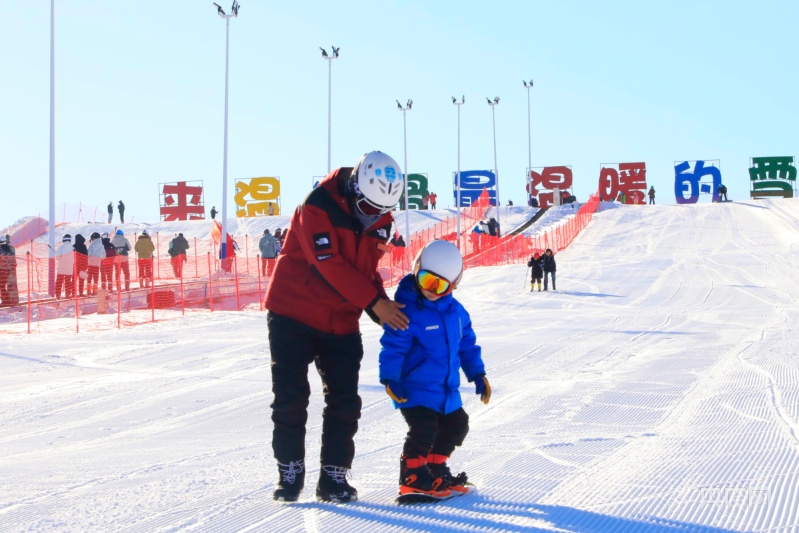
[265,151,409,504]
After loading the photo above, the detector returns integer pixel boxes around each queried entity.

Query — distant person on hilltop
[210,206,217,220]
[107,202,114,224]
[648,186,656,205]
[118,201,126,224]
[718,184,728,202]
[429,192,437,209]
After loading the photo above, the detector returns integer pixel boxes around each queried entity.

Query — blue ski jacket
[379,274,485,414]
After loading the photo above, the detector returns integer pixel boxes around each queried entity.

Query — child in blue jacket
[379,240,491,498]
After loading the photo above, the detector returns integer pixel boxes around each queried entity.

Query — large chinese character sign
[398,173,429,210]
[528,166,573,208]
[749,156,795,199]
[159,181,205,221]
[674,160,721,204]
[235,177,281,217]
[453,170,496,207]
[598,163,647,204]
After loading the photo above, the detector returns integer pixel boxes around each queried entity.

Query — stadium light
[321,46,340,173]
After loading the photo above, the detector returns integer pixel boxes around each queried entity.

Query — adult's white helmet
[413,240,464,288]
[350,151,404,215]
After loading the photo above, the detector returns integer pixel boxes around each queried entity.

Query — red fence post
[234,255,241,311]
[26,253,31,334]
[156,232,160,280]
[194,237,198,278]
[257,253,263,311]
[207,252,214,312]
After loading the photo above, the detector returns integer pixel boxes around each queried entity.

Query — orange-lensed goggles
[415,269,454,296]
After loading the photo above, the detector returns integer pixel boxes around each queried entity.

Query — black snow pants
[268,312,363,468]
[400,406,469,459]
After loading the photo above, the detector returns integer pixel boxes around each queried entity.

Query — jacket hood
[74,234,86,245]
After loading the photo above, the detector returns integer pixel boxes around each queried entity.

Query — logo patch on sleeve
[313,232,332,251]
[316,253,333,261]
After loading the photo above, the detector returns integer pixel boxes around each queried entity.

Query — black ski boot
[273,460,305,502]
[428,459,469,494]
[399,456,450,497]
[316,465,358,503]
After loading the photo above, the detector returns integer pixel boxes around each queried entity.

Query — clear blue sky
[2,1,797,225]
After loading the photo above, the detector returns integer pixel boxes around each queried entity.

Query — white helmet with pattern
[350,151,404,216]
[413,240,464,294]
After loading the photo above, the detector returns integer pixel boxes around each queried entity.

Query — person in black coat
[73,234,89,296]
[527,252,544,292]
[118,201,126,224]
[542,248,556,291]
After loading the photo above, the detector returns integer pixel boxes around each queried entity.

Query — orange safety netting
[0,193,599,334]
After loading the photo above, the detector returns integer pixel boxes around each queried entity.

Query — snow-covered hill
[2,199,798,532]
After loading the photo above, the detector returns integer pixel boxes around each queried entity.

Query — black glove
[473,375,491,404]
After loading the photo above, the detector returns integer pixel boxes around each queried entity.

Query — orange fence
[0,195,599,333]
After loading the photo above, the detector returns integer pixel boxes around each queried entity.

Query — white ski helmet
[350,151,404,215]
[413,240,464,294]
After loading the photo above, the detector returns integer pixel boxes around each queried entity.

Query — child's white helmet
[350,151,404,215]
[413,240,464,292]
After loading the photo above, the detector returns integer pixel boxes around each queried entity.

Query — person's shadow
[292,493,737,532]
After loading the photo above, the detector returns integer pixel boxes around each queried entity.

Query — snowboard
[395,485,475,505]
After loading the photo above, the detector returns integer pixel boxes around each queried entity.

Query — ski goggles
[415,269,456,296]
[354,196,392,217]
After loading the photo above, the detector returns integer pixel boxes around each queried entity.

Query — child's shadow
[294,492,737,532]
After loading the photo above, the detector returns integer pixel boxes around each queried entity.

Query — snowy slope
[1,199,799,532]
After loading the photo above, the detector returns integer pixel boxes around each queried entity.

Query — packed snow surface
[2,199,799,532]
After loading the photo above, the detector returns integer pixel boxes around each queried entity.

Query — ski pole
[523,264,529,290]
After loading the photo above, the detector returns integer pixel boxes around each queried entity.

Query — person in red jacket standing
[265,151,409,503]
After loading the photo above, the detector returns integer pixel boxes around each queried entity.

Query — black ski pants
[400,406,469,459]
[268,312,363,468]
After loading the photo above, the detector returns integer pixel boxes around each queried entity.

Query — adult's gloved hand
[527,260,532,267]
[473,374,491,404]
[383,380,407,403]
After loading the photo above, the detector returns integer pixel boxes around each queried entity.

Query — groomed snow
[2,199,799,532]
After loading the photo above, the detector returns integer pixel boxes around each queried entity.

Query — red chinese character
[598,163,646,204]
[160,182,205,221]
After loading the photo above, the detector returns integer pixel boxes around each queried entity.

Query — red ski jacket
[264,168,394,335]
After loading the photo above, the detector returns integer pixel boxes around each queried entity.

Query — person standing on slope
[379,240,490,500]
[0,235,18,307]
[648,186,656,205]
[542,248,557,291]
[528,251,544,292]
[259,228,277,277]
[264,151,409,503]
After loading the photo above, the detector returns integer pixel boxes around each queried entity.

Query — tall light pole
[486,96,501,236]
[48,0,56,295]
[213,1,239,263]
[452,95,465,250]
[523,80,533,207]
[396,99,412,267]
[320,46,339,173]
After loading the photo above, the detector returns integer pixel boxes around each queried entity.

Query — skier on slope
[264,151,409,503]
[527,251,544,292]
[379,240,490,500]
[542,248,557,291]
